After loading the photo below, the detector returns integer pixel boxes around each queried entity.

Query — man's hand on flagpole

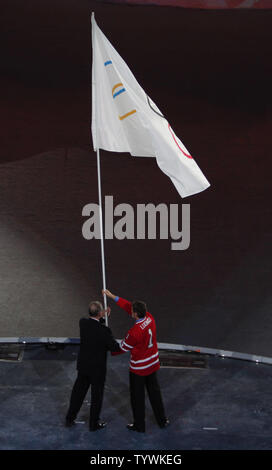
[102,289,117,301]
[102,306,111,318]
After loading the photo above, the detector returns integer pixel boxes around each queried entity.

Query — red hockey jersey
[115,297,160,376]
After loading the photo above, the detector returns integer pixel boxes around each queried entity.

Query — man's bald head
[89,301,103,318]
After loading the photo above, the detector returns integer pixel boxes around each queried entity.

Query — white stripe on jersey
[122,340,133,349]
[130,358,160,370]
[130,352,159,364]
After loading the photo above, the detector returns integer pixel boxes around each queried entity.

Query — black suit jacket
[76,317,121,383]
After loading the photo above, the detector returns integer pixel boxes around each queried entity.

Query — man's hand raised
[103,306,111,318]
[102,289,117,300]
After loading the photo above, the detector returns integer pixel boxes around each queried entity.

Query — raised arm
[102,289,118,301]
[102,289,132,316]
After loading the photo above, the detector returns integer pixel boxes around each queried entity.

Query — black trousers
[129,371,166,431]
[66,373,104,428]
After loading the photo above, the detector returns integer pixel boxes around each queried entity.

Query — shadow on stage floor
[1,344,272,450]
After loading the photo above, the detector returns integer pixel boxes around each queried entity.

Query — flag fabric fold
[91,14,210,198]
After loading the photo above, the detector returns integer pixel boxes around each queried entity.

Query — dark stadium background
[0,0,271,357]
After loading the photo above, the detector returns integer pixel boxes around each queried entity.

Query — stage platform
[1,344,272,451]
[1,2,272,458]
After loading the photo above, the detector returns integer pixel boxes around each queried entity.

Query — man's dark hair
[132,300,146,319]
[89,301,103,317]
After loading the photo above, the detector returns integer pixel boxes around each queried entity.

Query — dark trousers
[129,371,166,431]
[66,373,104,428]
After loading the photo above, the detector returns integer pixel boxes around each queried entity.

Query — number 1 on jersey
[148,328,153,348]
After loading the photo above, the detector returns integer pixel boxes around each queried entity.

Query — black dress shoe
[159,418,170,428]
[89,421,107,431]
[127,423,145,433]
[65,418,76,428]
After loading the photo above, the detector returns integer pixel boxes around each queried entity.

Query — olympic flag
[91,14,210,199]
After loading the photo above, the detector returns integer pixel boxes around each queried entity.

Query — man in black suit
[65,300,121,431]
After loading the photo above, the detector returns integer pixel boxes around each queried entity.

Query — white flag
[91,14,210,198]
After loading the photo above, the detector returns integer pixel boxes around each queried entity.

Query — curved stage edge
[1,337,272,366]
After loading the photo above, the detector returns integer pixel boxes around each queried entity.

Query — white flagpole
[96,148,108,326]
[92,12,108,326]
